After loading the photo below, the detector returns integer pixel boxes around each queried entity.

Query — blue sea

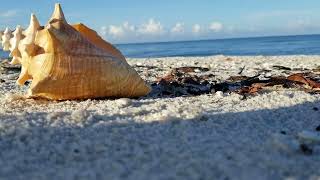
[2,34,320,59]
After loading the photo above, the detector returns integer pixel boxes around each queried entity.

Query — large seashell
[16,3,151,100]
[1,27,12,51]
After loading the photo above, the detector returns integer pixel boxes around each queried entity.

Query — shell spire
[19,14,42,57]
[24,13,41,35]
[49,3,67,23]
[1,27,12,51]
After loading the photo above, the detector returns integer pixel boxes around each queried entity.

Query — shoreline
[0,55,320,179]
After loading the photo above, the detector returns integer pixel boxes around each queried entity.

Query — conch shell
[0,30,3,43]
[13,3,151,100]
[9,25,25,64]
[1,27,12,51]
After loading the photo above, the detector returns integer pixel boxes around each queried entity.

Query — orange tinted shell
[72,23,126,62]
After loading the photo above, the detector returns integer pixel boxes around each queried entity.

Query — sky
[0,0,320,44]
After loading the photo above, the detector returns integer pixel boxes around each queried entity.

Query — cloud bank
[101,19,226,43]
[0,10,18,18]
[100,14,320,44]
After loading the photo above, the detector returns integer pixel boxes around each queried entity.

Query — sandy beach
[0,55,320,179]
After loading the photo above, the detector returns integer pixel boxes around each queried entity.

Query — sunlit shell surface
[2,27,12,51]
[12,3,151,100]
[9,25,24,64]
[72,23,127,63]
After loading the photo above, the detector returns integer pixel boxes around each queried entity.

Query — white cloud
[100,26,108,36]
[101,21,137,39]
[138,18,164,35]
[123,21,135,32]
[192,24,201,33]
[108,25,125,37]
[209,22,223,32]
[101,20,228,43]
[0,10,18,18]
[171,22,184,33]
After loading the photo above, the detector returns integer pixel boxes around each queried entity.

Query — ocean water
[116,34,320,58]
[1,34,320,59]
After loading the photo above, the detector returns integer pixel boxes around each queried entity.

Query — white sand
[0,55,320,180]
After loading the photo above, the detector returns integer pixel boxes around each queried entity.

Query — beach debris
[153,64,320,97]
[280,130,287,135]
[270,133,300,154]
[215,91,226,98]
[238,66,245,75]
[225,57,233,61]
[228,73,320,95]
[272,65,291,71]
[287,73,320,89]
[4,3,150,100]
[299,144,313,155]
[153,66,213,97]
[4,93,26,102]
[1,27,12,51]
[297,131,320,145]
[270,133,317,155]
[133,64,158,69]
[172,66,210,73]
[312,66,320,73]
[70,109,92,125]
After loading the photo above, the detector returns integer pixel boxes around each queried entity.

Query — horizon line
[115,33,320,46]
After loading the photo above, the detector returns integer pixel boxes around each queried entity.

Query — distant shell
[14,3,151,100]
[1,27,12,51]
[0,31,3,43]
[9,25,24,65]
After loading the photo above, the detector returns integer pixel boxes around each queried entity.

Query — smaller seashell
[0,30,3,43]
[1,27,12,51]
[9,25,24,65]
[9,14,42,66]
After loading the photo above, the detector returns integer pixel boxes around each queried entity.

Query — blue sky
[1,0,320,43]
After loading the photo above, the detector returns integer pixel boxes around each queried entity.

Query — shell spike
[13,25,22,35]
[4,27,10,34]
[49,3,67,23]
[27,13,41,32]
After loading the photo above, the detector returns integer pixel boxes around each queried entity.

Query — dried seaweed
[152,66,320,97]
